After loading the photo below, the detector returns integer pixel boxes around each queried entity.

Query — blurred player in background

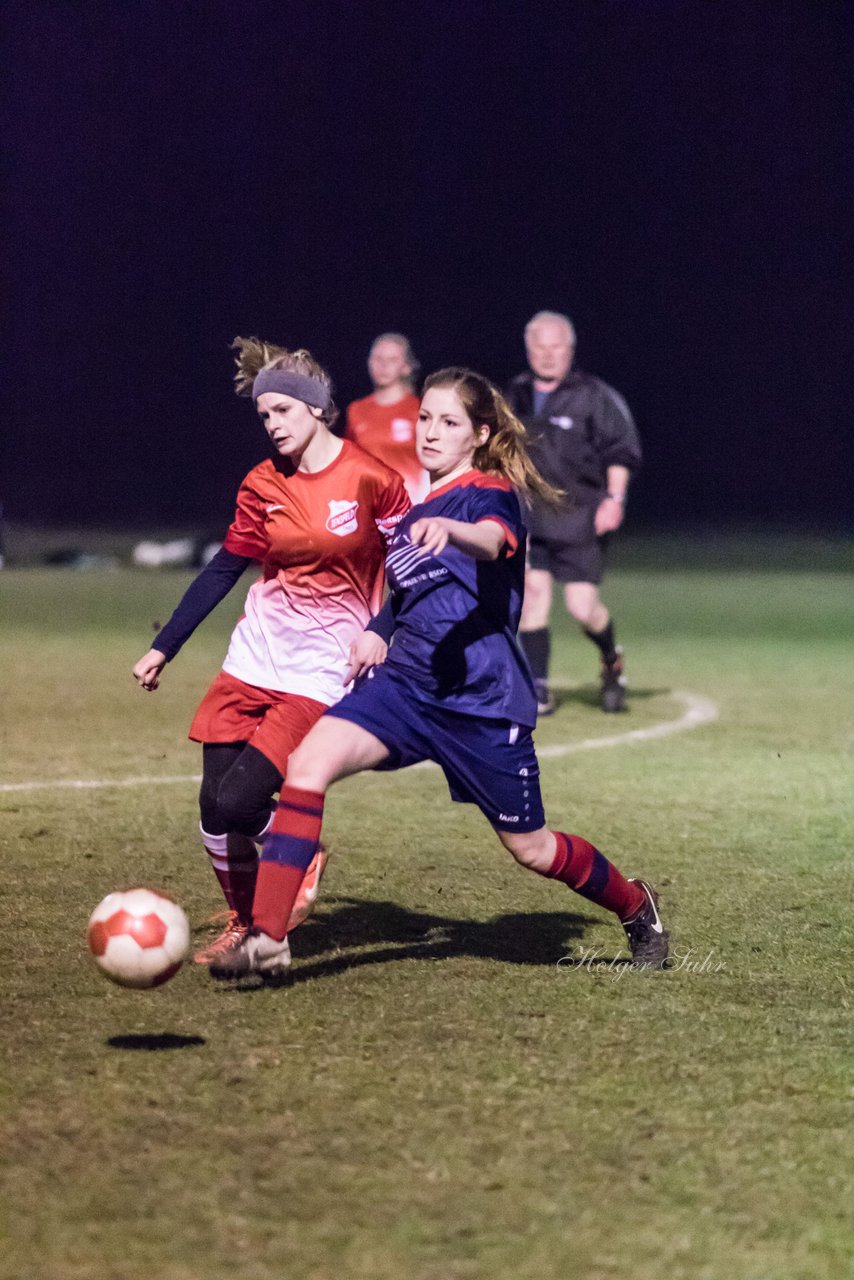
[132,339,409,960]
[346,333,429,503]
[208,367,669,980]
[506,311,642,715]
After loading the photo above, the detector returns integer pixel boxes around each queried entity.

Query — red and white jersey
[345,392,430,503]
[221,440,409,704]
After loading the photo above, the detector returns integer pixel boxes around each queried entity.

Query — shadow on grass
[554,685,668,711]
[107,1033,207,1051]
[222,897,600,992]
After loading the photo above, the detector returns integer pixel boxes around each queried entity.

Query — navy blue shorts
[325,665,546,833]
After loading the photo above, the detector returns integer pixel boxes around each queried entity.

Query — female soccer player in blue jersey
[209,368,670,979]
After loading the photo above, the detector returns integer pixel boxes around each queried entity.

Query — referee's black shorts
[527,534,606,585]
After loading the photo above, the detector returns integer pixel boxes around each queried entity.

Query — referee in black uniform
[506,311,641,715]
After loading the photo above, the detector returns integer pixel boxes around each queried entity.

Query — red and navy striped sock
[542,831,644,921]
[200,828,257,925]
[225,832,260,924]
[252,785,325,941]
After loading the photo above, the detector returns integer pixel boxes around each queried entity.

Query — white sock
[199,824,229,873]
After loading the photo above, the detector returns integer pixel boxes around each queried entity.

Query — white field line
[536,689,718,760]
[0,691,717,795]
[0,773,204,794]
[410,688,717,769]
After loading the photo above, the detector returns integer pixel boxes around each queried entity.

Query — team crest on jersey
[391,417,414,443]
[326,499,359,536]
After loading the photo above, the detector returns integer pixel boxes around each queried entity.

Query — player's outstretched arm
[132,648,168,692]
[410,516,505,561]
[139,546,253,673]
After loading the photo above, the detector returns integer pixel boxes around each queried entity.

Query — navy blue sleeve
[364,597,396,643]
[152,547,252,660]
[465,485,525,554]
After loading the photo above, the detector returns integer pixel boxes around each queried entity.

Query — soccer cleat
[622,879,669,968]
[286,844,329,931]
[208,928,292,980]
[600,647,627,713]
[534,679,557,717]
[193,912,249,964]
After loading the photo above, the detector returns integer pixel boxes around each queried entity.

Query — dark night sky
[4,1,851,531]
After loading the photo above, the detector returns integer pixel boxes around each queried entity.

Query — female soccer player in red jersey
[208,367,670,979]
[132,339,409,960]
[345,333,429,503]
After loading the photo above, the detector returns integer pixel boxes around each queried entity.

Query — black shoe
[600,647,627,713]
[622,880,669,968]
[534,680,556,717]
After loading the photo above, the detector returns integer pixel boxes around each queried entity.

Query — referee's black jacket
[505,369,642,543]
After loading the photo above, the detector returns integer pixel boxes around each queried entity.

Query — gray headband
[252,368,332,410]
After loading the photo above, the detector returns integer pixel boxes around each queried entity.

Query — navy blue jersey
[382,470,537,726]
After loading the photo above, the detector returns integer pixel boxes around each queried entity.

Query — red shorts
[188,671,327,776]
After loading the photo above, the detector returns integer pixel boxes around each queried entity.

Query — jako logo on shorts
[326,500,359,536]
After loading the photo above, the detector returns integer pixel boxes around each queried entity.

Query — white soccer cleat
[208,929,292,980]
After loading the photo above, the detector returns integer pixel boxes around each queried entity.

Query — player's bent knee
[495,826,555,873]
[198,780,223,834]
[564,585,603,629]
[285,738,334,791]
[215,776,271,837]
[284,718,353,790]
[288,716,390,790]
[521,602,550,630]
[522,574,552,627]
[565,598,592,626]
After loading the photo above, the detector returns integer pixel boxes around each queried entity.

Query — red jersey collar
[273,437,351,482]
[424,468,511,502]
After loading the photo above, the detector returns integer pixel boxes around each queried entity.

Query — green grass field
[1,536,852,1280]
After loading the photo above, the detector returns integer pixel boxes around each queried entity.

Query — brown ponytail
[423,367,563,504]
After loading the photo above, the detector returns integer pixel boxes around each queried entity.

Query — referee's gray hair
[524,311,576,346]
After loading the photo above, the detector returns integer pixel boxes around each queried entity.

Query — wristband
[606,493,626,504]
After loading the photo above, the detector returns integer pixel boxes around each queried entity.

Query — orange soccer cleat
[193,912,249,964]
[286,845,329,931]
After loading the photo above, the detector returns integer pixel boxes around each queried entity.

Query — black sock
[584,621,618,664]
[520,627,550,683]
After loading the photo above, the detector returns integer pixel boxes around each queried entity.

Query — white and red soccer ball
[87,889,190,988]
